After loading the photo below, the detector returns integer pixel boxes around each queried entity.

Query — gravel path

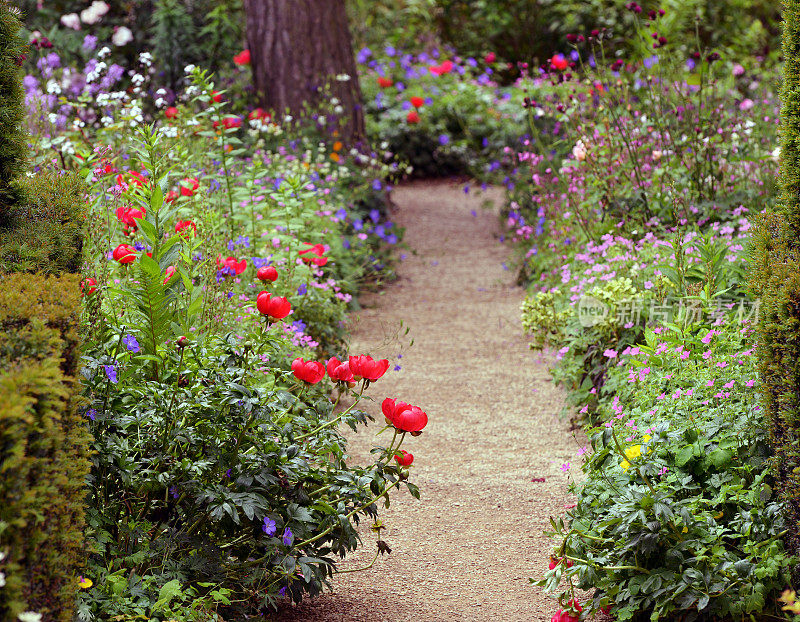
[276,181,582,621]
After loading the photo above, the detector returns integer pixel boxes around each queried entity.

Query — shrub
[0,2,29,217]
[750,0,800,566]
[0,273,92,622]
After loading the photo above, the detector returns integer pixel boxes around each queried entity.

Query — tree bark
[242,0,365,145]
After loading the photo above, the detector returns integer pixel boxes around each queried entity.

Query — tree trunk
[242,0,365,145]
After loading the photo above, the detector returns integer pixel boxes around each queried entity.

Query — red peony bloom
[163,265,176,284]
[175,220,197,236]
[377,76,394,88]
[115,204,146,227]
[233,49,251,66]
[80,277,97,296]
[165,106,178,119]
[394,450,414,467]
[382,398,428,433]
[180,177,199,197]
[291,357,326,384]
[326,357,355,384]
[298,242,329,266]
[249,108,271,122]
[221,116,242,129]
[410,96,424,108]
[256,292,291,319]
[550,54,569,71]
[406,110,420,124]
[256,266,279,282]
[112,244,136,264]
[217,255,248,275]
[349,355,389,381]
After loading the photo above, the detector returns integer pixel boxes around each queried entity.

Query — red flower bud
[394,450,414,467]
[112,244,136,264]
[256,292,291,320]
[256,266,279,282]
[81,277,97,296]
[410,96,424,108]
[233,49,251,66]
[165,106,178,119]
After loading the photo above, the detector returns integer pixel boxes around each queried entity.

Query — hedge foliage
[751,0,800,565]
[0,3,90,620]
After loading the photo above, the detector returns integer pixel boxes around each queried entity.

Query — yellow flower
[625,445,642,460]
[643,434,652,443]
[78,576,93,589]
[682,526,688,533]
[621,459,631,471]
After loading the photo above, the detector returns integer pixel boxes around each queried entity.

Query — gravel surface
[275,181,584,621]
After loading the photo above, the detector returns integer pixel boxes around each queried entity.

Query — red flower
[112,244,136,264]
[81,277,97,296]
[377,76,394,88]
[550,54,569,71]
[410,96,424,108]
[221,116,242,129]
[298,242,328,266]
[175,220,197,236]
[115,170,148,189]
[249,108,271,122]
[165,106,178,119]
[429,60,454,75]
[165,190,179,203]
[211,90,223,103]
[326,357,355,384]
[233,49,251,66]
[406,110,420,124]
[382,398,428,433]
[256,266,279,282]
[163,265,176,284]
[115,204,146,227]
[180,177,199,197]
[217,255,247,274]
[484,52,496,63]
[291,357,326,384]
[349,355,389,381]
[394,450,414,467]
[256,292,291,319]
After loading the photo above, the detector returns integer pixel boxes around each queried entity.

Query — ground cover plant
[511,6,797,620]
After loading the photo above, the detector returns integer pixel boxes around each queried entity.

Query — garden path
[277,181,581,621]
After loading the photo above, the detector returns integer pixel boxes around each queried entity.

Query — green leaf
[154,578,182,611]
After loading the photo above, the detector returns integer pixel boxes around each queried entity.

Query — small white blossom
[335,73,351,82]
[48,113,58,124]
[46,80,61,95]
[138,52,153,67]
[101,116,114,126]
[112,27,134,47]
[131,73,145,86]
[97,46,111,59]
[17,613,42,622]
[184,64,196,74]
[60,13,81,30]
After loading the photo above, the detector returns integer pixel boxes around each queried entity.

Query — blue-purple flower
[263,517,277,536]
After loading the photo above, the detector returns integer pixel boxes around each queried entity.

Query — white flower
[335,73,351,82]
[333,105,344,115]
[90,1,109,16]
[101,116,114,126]
[80,6,101,24]
[0,570,5,587]
[112,27,133,46]
[131,73,145,86]
[17,613,42,622]
[184,64,196,74]
[60,13,81,30]
[138,52,153,67]
[772,147,781,161]
[46,80,61,95]
[571,140,587,162]
[97,46,111,59]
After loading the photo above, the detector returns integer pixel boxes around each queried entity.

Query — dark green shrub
[0,273,92,622]
[751,0,800,564]
[0,2,29,217]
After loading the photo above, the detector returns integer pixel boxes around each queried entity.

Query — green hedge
[751,0,800,566]
[0,4,90,620]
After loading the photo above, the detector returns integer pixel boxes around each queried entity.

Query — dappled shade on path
[276,181,580,621]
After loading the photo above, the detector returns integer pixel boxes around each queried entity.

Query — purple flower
[103,364,118,384]
[263,517,277,536]
[296,283,307,296]
[278,586,287,596]
[122,334,140,353]
[438,134,449,145]
[85,408,97,421]
[82,34,98,51]
[282,527,293,546]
